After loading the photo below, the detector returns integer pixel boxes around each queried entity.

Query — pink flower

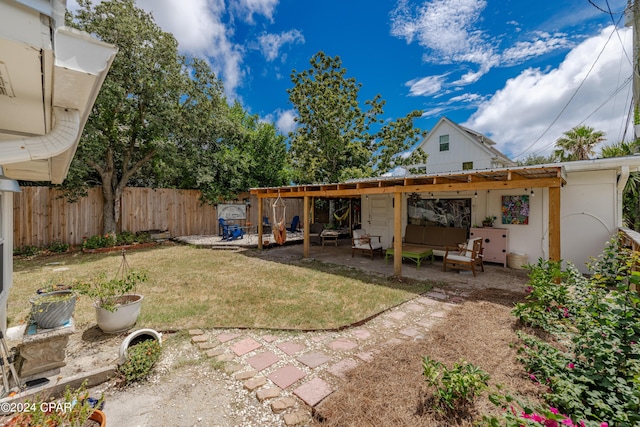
[529,373,537,381]
[561,419,575,426]
[567,362,575,369]
[549,407,559,414]
[600,423,608,427]
[531,413,545,423]
[544,420,559,427]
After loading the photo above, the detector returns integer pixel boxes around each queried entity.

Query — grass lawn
[10,245,433,331]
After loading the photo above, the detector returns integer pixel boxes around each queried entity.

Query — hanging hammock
[272,195,287,245]
[333,206,350,222]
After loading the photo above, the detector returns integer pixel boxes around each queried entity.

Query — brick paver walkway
[188,289,463,426]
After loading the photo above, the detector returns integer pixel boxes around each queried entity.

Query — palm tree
[553,125,605,161]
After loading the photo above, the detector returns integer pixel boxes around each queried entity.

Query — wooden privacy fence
[13,187,304,249]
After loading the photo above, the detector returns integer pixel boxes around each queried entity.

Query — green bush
[47,239,69,253]
[82,234,116,249]
[118,339,162,384]
[14,245,40,257]
[422,356,489,417]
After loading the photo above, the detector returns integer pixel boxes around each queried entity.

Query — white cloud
[463,26,633,159]
[275,109,297,134]
[258,30,305,62]
[391,0,490,63]
[406,74,447,96]
[391,0,572,89]
[231,0,279,23]
[501,32,573,66]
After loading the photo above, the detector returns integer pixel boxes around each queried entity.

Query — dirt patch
[312,288,543,426]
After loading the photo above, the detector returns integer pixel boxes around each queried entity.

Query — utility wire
[514,16,623,160]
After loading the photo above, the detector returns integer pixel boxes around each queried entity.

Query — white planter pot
[118,328,162,365]
[95,294,144,334]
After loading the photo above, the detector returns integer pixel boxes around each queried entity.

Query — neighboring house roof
[0,0,117,184]
[405,117,515,175]
[455,121,515,167]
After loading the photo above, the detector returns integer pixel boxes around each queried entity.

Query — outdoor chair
[352,228,383,259]
[443,237,484,277]
[219,218,245,241]
[287,215,300,232]
[262,216,272,233]
[309,222,324,245]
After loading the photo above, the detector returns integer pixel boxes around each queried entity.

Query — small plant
[118,339,162,384]
[75,270,147,312]
[482,216,497,226]
[82,233,116,250]
[3,380,103,426]
[13,245,40,257]
[422,356,489,417]
[47,240,69,253]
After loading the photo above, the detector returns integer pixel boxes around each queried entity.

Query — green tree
[65,0,185,235]
[516,153,556,166]
[287,51,426,184]
[553,125,605,161]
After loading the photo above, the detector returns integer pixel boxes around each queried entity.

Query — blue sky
[69,0,634,160]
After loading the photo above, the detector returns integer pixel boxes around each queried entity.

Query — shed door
[367,195,392,248]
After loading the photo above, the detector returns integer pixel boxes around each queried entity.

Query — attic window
[439,135,449,151]
[462,161,473,170]
[0,63,15,98]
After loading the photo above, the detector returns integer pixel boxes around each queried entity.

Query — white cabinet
[469,227,508,267]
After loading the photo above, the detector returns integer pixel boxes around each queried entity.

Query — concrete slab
[268,364,306,389]
[297,351,331,368]
[276,341,305,355]
[328,358,359,379]
[230,337,262,356]
[327,338,357,351]
[293,377,333,407]
[216,333,241,343]
[247,351,281,371]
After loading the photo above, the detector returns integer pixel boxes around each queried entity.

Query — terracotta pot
[95,294,144,334]
[88,409,106,427]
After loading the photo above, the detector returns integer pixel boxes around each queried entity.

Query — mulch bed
[312,288,543,426]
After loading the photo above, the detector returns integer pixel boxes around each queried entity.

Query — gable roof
[427,117,516,168]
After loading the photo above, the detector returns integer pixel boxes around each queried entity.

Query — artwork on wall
[407,197,471,228]
[217,204,246,220]
[502,195,529,225]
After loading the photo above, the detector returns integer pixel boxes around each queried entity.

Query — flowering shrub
[511,236,640,426]
[484,392,611,427]
[118,339,162,384]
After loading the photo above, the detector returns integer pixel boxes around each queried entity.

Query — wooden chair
[443,237,484,276]
[352,229,383,259]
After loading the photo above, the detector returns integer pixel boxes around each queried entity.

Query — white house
[413,116,516,174]
[0,0,116,331]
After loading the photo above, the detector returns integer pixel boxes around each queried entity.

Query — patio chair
[219,218,245,241]
[352,228,383,259]
[309,222,324,245]
[443,237,484,277]
[287,215,300,232]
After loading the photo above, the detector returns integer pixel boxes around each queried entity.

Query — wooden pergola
[250,165,567,277]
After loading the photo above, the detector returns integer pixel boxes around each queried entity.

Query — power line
[514,20,622,160]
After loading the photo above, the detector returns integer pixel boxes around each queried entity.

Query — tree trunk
[102,181,118,237]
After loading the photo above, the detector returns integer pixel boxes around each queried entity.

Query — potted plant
[76,269,147,334]
[3,381,105,426]
[29,289,76,329]
[482,216,496,227]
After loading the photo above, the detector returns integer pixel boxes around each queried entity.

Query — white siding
[417,121,499,173]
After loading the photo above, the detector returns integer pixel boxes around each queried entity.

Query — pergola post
[548,186,561,261]
[303,195,310,258]
[394,192,403,277]
[257,196,263,250]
